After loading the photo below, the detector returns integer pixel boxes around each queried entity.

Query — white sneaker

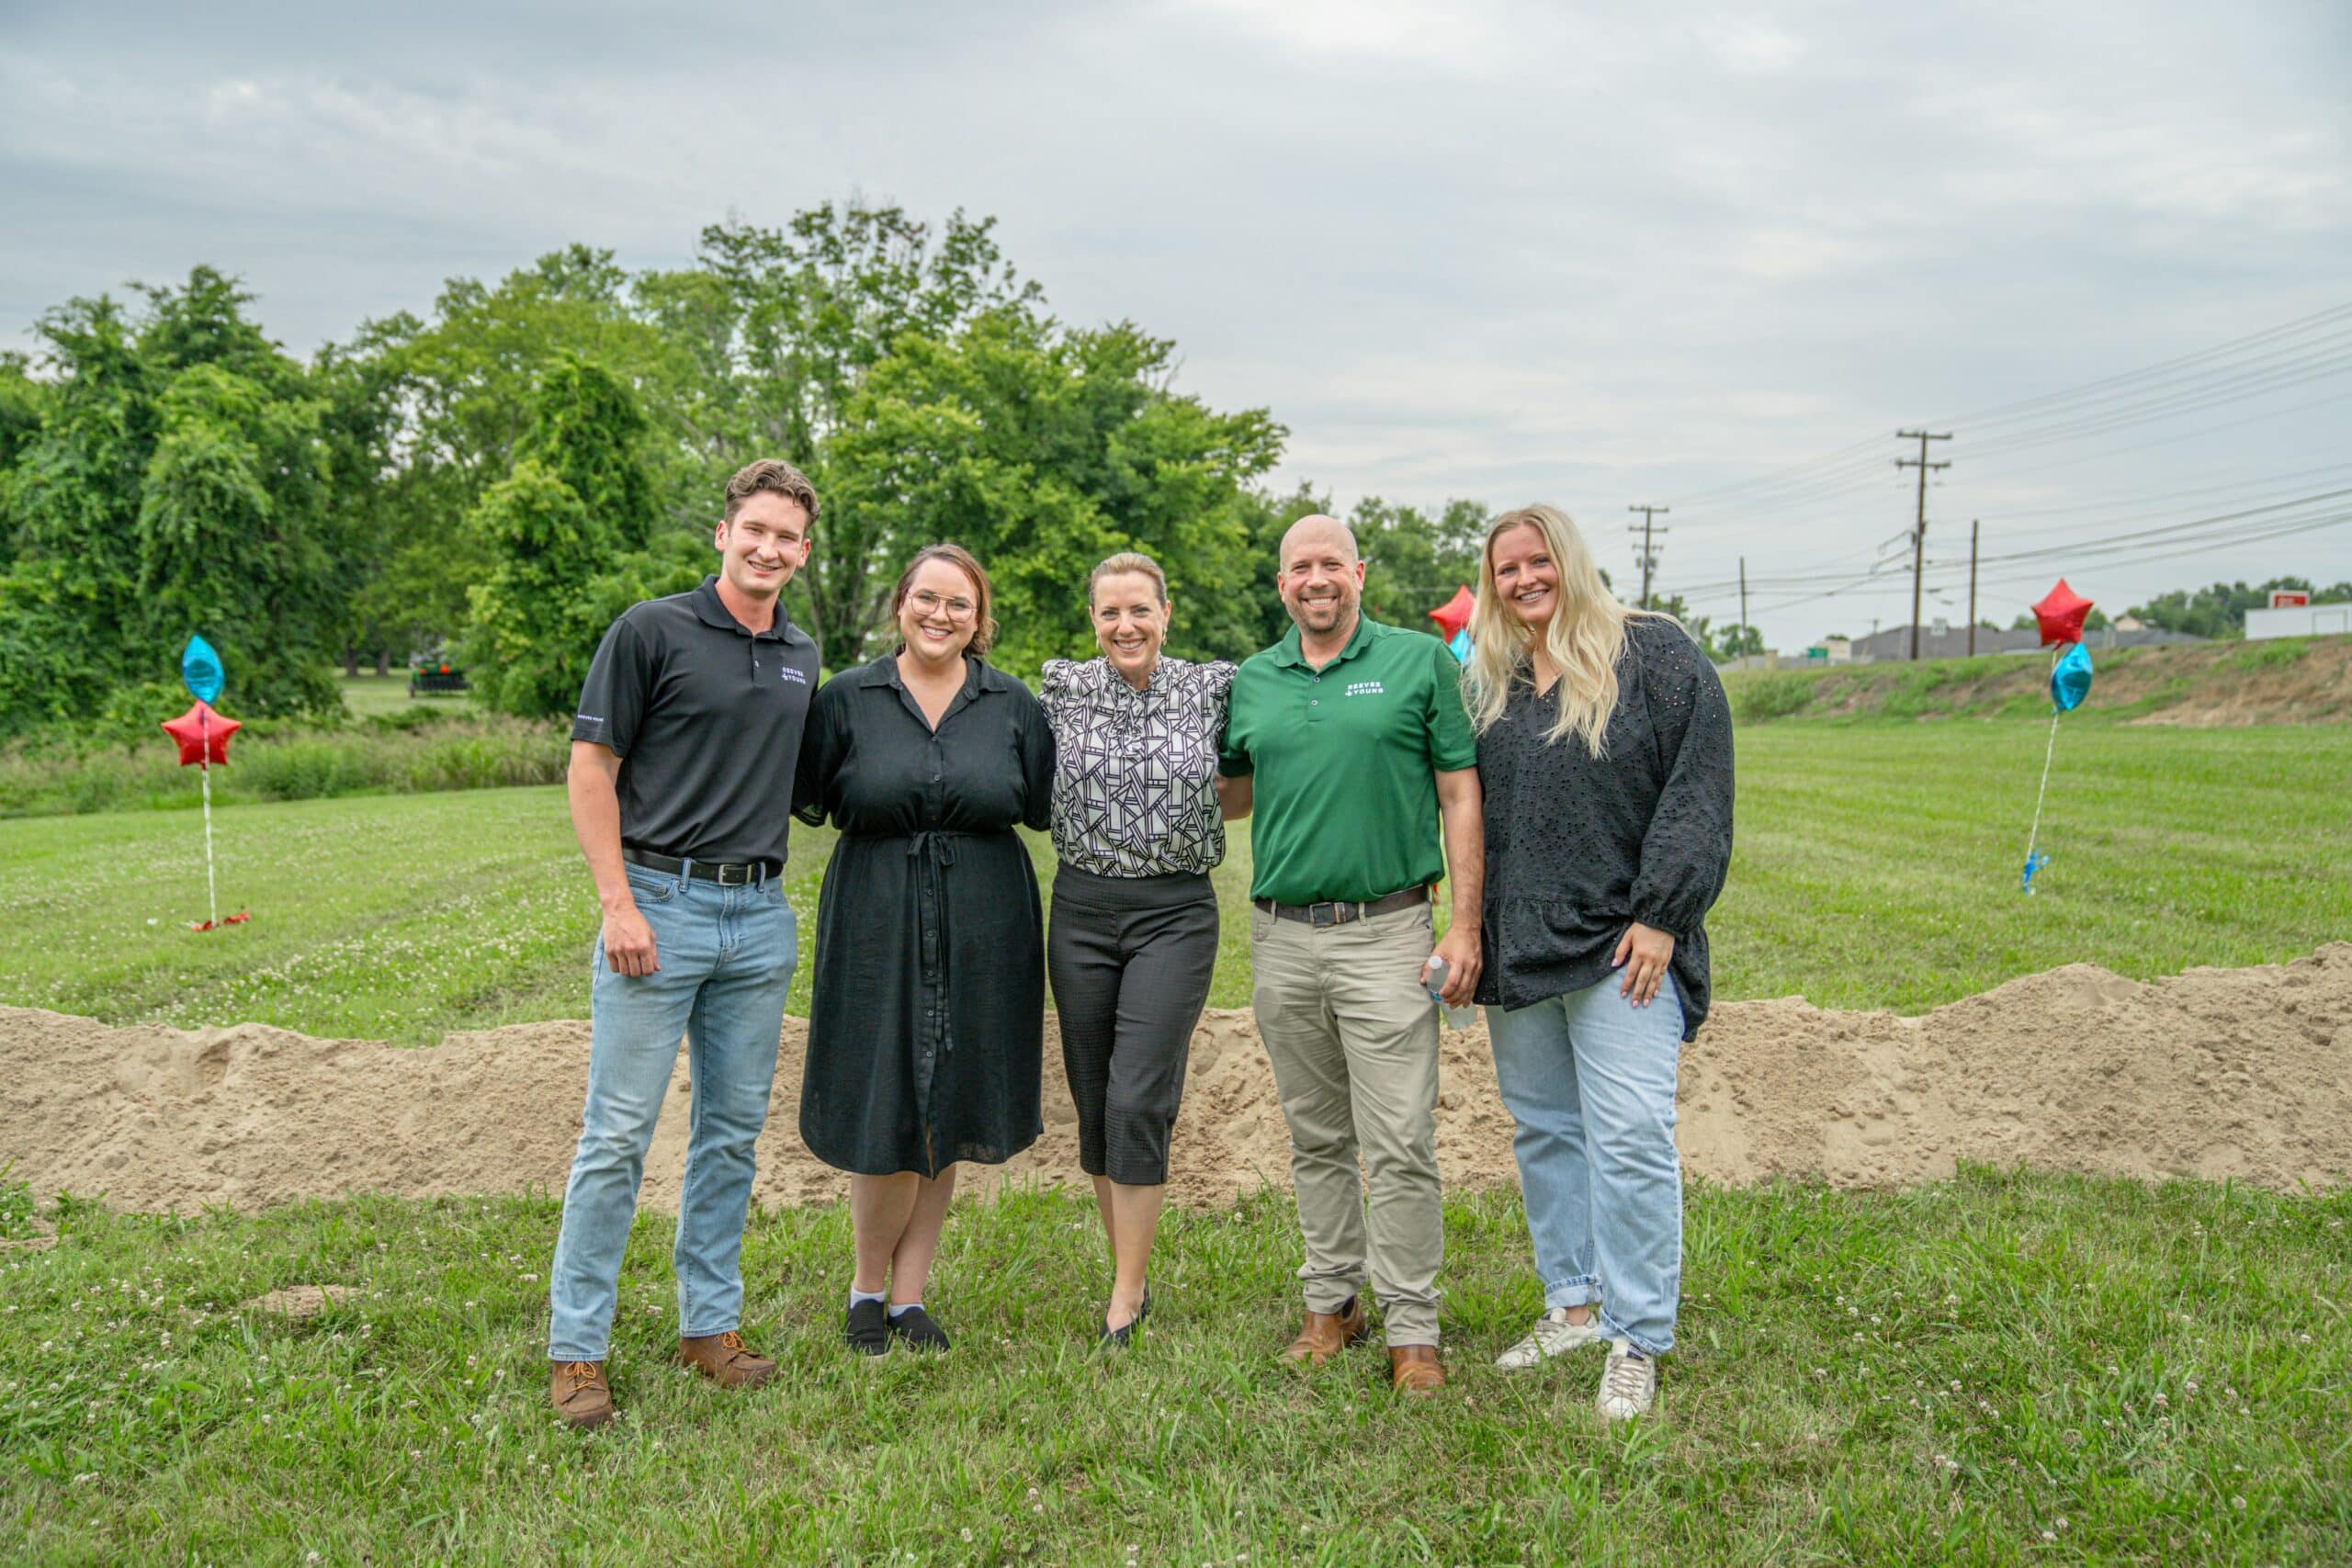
[1597,1337,1657,1420]
[1493,1307,1604,1371]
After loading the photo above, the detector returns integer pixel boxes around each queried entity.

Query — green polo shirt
[1218,615,1478,906]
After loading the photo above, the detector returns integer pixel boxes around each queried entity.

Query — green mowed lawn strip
[339,671,473,718]
[4,722,2346,1040]
[4,1174,2346,1563]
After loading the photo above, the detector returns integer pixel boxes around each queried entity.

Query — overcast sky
[4,0,2346,646]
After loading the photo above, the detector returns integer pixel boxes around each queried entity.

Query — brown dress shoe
[550,1360,616,1429]
[1283,1296,1370,1366]
[1389,1345,1445,1395]
[676,1330,776,1389]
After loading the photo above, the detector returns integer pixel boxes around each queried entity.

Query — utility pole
[1967,519,1980,657]
[1738,556,1749,661]
[1895,430,1952,660]
[1627,504,1669,609]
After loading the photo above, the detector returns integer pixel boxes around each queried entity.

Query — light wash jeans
[548,861,796,1362]
[1485,972,1684,1357]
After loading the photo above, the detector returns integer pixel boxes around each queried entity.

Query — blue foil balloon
[1447,626,1472,662]
[181,635,224,704]
[2051,641,2093,713]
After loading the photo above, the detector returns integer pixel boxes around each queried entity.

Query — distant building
[2245,603,2352,640]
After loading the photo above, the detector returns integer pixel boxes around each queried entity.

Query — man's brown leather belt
[1253,885,1430,928]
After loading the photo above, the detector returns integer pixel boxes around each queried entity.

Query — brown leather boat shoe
[675,1330,776,1389]
[1389,1345,1445,1395]
[550,1359,616,1429]
[1283,1295,1370,1366]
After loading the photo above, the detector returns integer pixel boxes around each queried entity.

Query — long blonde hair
[1464,504,1660,754]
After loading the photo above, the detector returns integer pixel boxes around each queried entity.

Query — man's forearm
[1436,771,1484,928]
[567,749,635,913]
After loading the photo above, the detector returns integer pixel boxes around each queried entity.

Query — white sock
[888,1300,923,1320]
[850,1286,886,1311]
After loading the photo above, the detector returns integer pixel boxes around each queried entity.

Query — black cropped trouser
[1046,865,1220,1186]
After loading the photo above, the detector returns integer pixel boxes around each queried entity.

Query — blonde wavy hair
[1465,504,1662,754]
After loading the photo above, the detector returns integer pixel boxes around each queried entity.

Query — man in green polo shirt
[1217,513,1483,1394]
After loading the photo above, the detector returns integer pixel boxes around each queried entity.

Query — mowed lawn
[3,1174,2347,1565]
[3,719,2350,1562]
[0,719,2345,1043]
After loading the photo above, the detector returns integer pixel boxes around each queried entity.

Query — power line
[1660,303,2352,528]
[1931,302,2352,429]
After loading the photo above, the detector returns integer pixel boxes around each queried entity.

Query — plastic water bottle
[1422,954,1478,1030]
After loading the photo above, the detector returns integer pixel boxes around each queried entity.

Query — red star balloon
[1428,584,1476,638]
[161,700,241,767]
[2031,579,2095,646]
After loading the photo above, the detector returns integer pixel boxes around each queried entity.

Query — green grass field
[340,670,474,718]
[6,1174,2346,1563]
[5,716,2350,1563]
[2,721,2343,1042]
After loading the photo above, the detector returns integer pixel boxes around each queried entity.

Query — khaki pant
[1250,900,1442,1348]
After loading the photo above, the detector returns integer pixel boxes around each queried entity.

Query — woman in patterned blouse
[1038,552,1237,1347]
[1463,504,1734,1422]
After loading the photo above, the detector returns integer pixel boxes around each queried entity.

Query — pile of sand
[4,944,2346,1213]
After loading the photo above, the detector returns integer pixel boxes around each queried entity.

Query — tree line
[0,203,1561,740]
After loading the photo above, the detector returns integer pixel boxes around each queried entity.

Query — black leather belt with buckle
[1254,884,1430,928]
[621,848,780,887]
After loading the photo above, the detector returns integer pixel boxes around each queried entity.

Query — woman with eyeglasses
[793,544,1056,1357]
[1037,552,1235,1348]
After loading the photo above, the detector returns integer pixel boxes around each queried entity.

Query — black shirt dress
[792,654,1057,1177]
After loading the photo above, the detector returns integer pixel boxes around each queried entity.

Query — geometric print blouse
[1038,654,1238,877]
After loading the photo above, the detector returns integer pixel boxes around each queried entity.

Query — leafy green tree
[0,271,340,734]
[1352,496,1487,633]
[0,353,46,487]
[137,363,339,716]
[823,307,1283,672]
[382,246,695,516]
[639,203,1040,666]
[464,357,690,718]
[2125,579,2314,638]
[312,312,437,674]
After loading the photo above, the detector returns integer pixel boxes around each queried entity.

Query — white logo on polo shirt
[1345,680,1385,697]
[778,666,808,684]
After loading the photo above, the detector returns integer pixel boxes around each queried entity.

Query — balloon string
[199,713,218,930]
[2021,648,2061,885]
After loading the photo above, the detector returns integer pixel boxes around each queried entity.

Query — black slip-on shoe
[1099,1284,1152,1350]
[886,1304,951,1352]
[845,1298,890,1357]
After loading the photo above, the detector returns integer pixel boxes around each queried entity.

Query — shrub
[1729,673,1817,724]
[0,712,569,818]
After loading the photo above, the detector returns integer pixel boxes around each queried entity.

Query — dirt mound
[4,945,2347,1213]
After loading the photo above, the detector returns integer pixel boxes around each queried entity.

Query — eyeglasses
[908,590,977,622]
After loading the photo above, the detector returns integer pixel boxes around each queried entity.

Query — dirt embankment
[1728,634,2352,726]
[4,944,2347,1213]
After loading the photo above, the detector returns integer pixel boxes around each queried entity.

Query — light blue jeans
[1485,972,1684,1357]
[548,862,796,1362]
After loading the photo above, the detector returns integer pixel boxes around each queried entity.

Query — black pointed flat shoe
[1099,1283,1152,1349]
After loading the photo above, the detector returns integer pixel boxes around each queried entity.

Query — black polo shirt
[571,575,820,867]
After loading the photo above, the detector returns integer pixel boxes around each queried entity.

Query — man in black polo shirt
[547,458,822,1429]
